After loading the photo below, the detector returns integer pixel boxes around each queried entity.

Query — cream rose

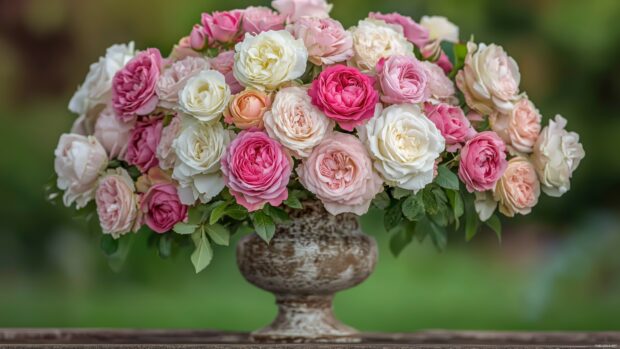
[493,157,540,217]
[349,19,414,73]
[358,104,445,191]
[456,42,521,115]
[233,30,308,91]
[532,115,585,197]
[490,96,542,154]
[179,70,231,123]
[54,134,108,208]
[172,117,232,204]
[95,168,139,238]
[420,16,459,43]
[69,42,135,116]
[264,86,334,158]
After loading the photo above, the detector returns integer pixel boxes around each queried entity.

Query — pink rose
[201,10,243,43]
[139,183,188,234]
[435,51,453,74]
[369,12,429,48]
[272,0,332,22]
[458,131,508,192]
[96,168,139,238]
[376,55,431,105]
[425,103,475,152]
[493,157,540,217]
[308,65,379,131]
[490,97,542,154]
[190,24,207,50]
[156,56,210,109]
[170,36,201,61]
[210,50,243,94]
[422,61,455,100]
[221,129,292,211]
[291,17,353,66]
[156,115,181,170]
[297,132,383,216]
[94,105,135,160]
[242,7,285,35]
[112,48,163,122]
[125,116,163,173]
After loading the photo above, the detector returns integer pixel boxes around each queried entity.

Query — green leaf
[450,43,468,78]
[464,194,480,241]
[173,222,199,235]
[422,188,439,215]
[106,235,134,272]
[372,191,391,210]
[418,217,447,252]
[485,214,502,243]
[100,235,119,256]
[401,193,424,221]
[446,190,464,229]
[205,224,230,246]
[264,205,291,224]
[191,230,213,273]
[223,204,248,221]
[126,166,141,180]
[252,211,276,243]
[384,201,403,233]
[283,195,303,209]
[392,187,411,200]
[435,165,460,191]
[235,223,254,236]
[158,234,172,259]
[414,219,428,243]
[209,201,230,225]
[389,222,415,257]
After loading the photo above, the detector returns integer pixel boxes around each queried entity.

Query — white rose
[474,191,497,222]
[420,16,459,43]
[69,42,135,115]
[358,104,445,191]
[264,86,333,158]
[233,30,308,91]
[456,42,521,115]
[93,105,135,160]
[349,19,414,73]
[531,115,585,197]
[172,117,232,205]
[54,134,108,208]
[179,70,231,123]
[156,56,210,110]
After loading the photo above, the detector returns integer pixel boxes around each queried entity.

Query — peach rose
[493,157,540,217]
[223,89,273,130]
[490,97,541,154]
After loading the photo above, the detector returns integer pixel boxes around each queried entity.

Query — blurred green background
[1,0,619,331]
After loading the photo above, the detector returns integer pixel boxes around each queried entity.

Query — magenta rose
[308,65,379,131]
[210,50,243,94]
[458,131,508,192]
[425,103,475,152]
[140,183,188,233]
[221,129,292,211]
[369,12,429,48]
[376,55,431,105]
[125,116,163,173]
[112,48,163,122]
[201,10,243,43]
[242,7,285,35]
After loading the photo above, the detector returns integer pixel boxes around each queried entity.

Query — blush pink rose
[490,97,542,154]
[156,56,210,109]
[425,103,475,152]
[242,7,285,35]
[493,157,540,217]
[139,183,188,234]
[221,129,292,211]
[96,168,138,238]
[125,116,163,173]
[272,0,332,22]
[422,61,455,100]
[112,48,163,122]
[210,50,243,94]
[94,105,135,160]
[156,115,181,170]
[458,131,508,192]
[297,132,383,216]
[308,65,379,131]
[291,17,353,66]
[369,12,429,48]
[201,10,243,43]
[170,36,201,61]
[376,55,431,105]
[190,25,207,50]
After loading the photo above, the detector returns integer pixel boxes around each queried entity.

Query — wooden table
[0,329,619,348]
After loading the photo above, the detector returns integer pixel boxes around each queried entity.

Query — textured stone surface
[236,200,378,343]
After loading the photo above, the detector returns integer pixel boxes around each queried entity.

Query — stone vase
[236,200,378,343]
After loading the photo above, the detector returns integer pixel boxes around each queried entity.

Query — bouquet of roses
[50,0,585,272]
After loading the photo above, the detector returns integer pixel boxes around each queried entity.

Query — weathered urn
[236,200,378,343]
